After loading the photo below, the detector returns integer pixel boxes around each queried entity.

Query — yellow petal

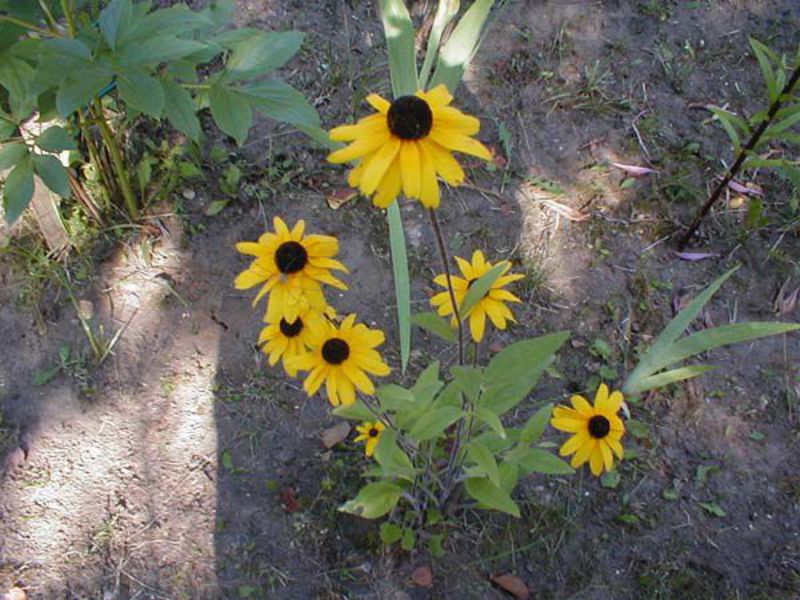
[558,433,587,456]
[469,307,486,342]
[328,131,390,164]
[399,141,421,198]
[427,141,465,186]
[551,417,586,433]
[589,449,604,476]
[366,93,391,114]
[570,395,593,416]
[373,159,402,208]
[570,439,595,468]
[361,137,402,195]
[600,441,615,472]
[420,84,452,108]
[429,129,492,160]
[418,142,440,208]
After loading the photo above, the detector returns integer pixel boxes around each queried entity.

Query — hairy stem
[427,208,464,364]
[92,98,139,219]
[679,62,800,247]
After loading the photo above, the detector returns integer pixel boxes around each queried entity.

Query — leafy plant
[0,0,321,224]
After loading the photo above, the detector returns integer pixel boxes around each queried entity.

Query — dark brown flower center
[368,428,380,438]
[387,95,433,140]
[588,415,611,439]
[321,338,350,365]
[275,241,308,274]
[279,317,303,338]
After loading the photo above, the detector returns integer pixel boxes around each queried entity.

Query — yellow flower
[430,250,523,342]
[354,421,386,457]
[551,384,625,477]
[327,84,492,209]
[258,306,329,377]
[234,217,348,322]
[286,314,391,406]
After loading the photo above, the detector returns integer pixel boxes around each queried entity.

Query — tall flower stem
[427,209,464,365]
[92,98,139,220]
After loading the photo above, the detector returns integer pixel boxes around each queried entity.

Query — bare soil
[2,1,800,598]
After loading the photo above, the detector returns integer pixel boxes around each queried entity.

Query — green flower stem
[427,208,464,365]
[92,98,139,220]
[60,0,77,37]
[76,111,113,207]
[0,15,55,36]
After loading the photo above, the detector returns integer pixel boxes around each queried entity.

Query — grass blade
[379,0,418,97]
[428,0,495,93]
[631,365,718,394]
[388,201,411,372]
[419,0,460,89]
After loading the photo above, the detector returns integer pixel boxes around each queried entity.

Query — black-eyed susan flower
[286,314,391,407]
[258,307,329,377]
[354,421,386,457]
[551,383,625,476]
[430,250,523,342]
[235,217,348,323]
[327,84,492,209]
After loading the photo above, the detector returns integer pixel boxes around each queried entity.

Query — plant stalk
[679,62,800,248]
[59,0,77,37]
[428,208,464,365]
[92,98,139,220]
[0,15,55,35]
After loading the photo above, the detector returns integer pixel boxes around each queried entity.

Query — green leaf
[209,84,252,146]
[118,70,164,118]
[0,142,28,170]
[749,37,778,102]
[33,365,61,386]
[239,79,321,127]
[122,4,213,42]
[32,154,70,197]
[708,107,748,153]
[432,380,461,410]
[429,0,495,94]
[117,36,207,68]
[467,440,500,486]
[400,528,415,551]
[634,365,718,392]
[379,522,402,545]
[475,405,506,440]
[411,311,456,342]
[226,31,304,80]
[464,477,520,517]
[0,114,15,139]
[407,406,460,441]
[36,126,76,152]
[482,332,569,416]
[451,365,483,403]
[205,199,229,216]
[99,0,133,50]
[339,482,403,519]
[410,361,443,404]
[376,384,415,411]
[161,77,201,142]
[428,534,445,557]
[374,430,415,481]
[516,448,574,475]
[387,201,411,372]
[698,501,726,518]
[519,403,553,444]
[459,262,506,320]
[332,398,374,421]
[379,0,418,97]
[419,0,461,89]
[601,470,621,489]
[3,154,34,224]
[56,66,114,117]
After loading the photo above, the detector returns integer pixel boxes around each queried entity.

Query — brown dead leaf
[490,573,530,599]
[3,587,27,600]
[326,187,358,210]
[411,565,433,588]
[321,422,351,449]
[280,487,300,513]
[773,278,799,316]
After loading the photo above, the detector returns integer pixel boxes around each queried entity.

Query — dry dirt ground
[2,1,800,598]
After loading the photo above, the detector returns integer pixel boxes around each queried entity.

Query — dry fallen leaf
[411,565,433,588]
[3,587,27,600]
[610,162,657,177]
[280,487,300,513]
[490,573,530,599]
[728,194,746,209]
[321,422,351,449]
[326,187,358,210]
[773,278,799,316]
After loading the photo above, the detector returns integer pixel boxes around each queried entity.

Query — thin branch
[428,208,464,364]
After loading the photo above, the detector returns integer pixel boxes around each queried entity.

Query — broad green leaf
[0,52,35,115]
[239,79,321,127]
[750,37,777,102]
[410,361,443,404]
[374,430,415,481]
[99,0,133,50]
[632,365,719,393]
[36,126,76,152]
[3,154,34,224]
[0,114,15,139]
[161,77,201,142]
[376,384,415,411]
[118,70,164,118]
[411,311,456,342]
[401,527,415,551]
[464,476,520,517]
[56,66,114,117]
[519,403,553,444]
[482,332,569,416]
[387,201,411,372]
[514,447,574,476]
[226,31,304,80]
[475,405,506,439]
[0,142,28,170]
[201,0,235,28]
[332,399,374,421]
[32,154,70,197]
[498,461,519,495]
[379,0,418,97]
[467,440,500,486]
[117,36,207,67]
[407,406,460,441]
[122,4,213,42]
[708,107,744,153]
[379,522,403,545]
[209,84,252,146]
[419,0,460,89]
[429,0,495,93]
[459,262,506,320]
[432,380,461,410]
[339,481,403,519]
[451,365,483,403]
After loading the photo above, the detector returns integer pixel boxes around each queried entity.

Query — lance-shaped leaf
[379,0,418,97]
[339,481,403,519]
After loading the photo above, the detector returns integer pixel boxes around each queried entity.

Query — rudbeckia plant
[233,0,800,556]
